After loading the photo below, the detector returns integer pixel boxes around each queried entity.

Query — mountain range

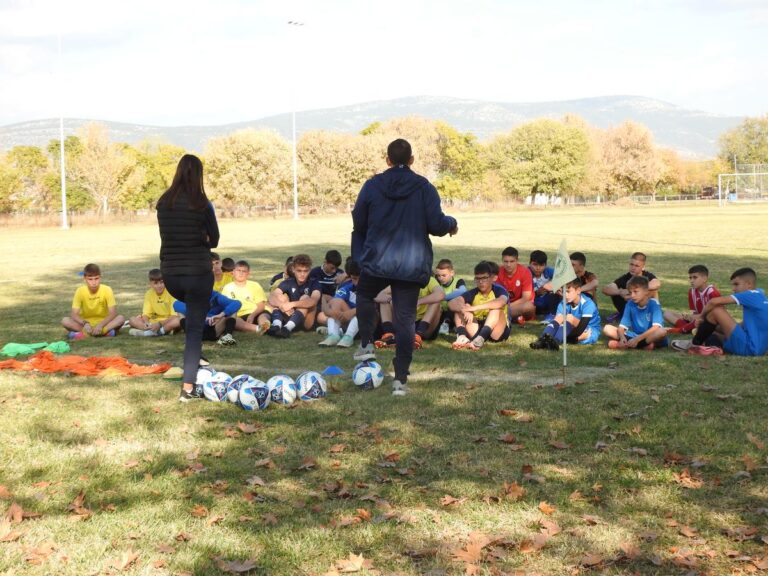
[0,95,742,158]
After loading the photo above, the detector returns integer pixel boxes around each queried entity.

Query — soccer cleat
[413,334,423,350]
[451,334,470,350]
[198,356,210,367]
[277,327,291,339]
[353,343,376,361]
[179,386,204,402]
[337,334,355,348]
[217,333,237,346]
[438,321,450,336]
[530,336,548,350]
[467,336,485,351]
[515,315,526,326]
[608,340,628,350]
[68,331,85,341]
[374,332,396,349]
[544,334,560,351]
[265,325,280,337]
[315,326,328,335]
[319,334,341,347]
[671,339,693,352]
[687,344,723,356]
[391,380,409,396]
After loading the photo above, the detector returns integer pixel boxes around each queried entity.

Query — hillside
[0,95,741,158]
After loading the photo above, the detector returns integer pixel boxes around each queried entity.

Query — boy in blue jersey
[603,275,667,350]
[530,277,601,351]
[319,259,360,348]
[529,250,557,319]
[266,253,322,338]
[173,290,241,346]
[681,267,768,356]
[449,261,510,350]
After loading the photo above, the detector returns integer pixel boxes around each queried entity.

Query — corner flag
[552,239,576,290]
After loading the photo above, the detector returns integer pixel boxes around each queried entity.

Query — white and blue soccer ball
[203,371,231,402]
[266,375,297,405]
[227,374,251,406]
[195,366,217,386]
[352,360,384,390]
[238,378,271,411]
[296,371,327,401]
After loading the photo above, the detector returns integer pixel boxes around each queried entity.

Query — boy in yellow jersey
[449,261,510,350]
[128,269,181,336]
[211,252,233,293]
[62,263,125,339]
[375,275,445,349]
[223,260,272,335]
[434,258,467,335]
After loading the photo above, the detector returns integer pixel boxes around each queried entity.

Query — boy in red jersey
[665,264,721,334]
[496,246,534,325]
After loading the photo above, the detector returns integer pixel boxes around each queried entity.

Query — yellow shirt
[213,271,233,293]
[142,288,176,321]
[223,280,267,317]
[72,284,116,324]
[416,277,441,320]
[467,284,509,322]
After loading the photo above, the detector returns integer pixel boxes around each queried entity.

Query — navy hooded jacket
[351,165,457,287]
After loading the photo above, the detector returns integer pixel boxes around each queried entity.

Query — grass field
[1,203,768,576]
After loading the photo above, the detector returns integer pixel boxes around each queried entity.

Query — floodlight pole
[58,32,68,229]
[288,20,304,220]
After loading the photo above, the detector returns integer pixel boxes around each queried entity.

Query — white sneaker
[129,328,154,337]
[316,326,328,335]
[337,334,355,348]
[438,321,450,336]
[319,334,341,346]
[452,334,470,349]
[353,343,376,361]
[392,380,409,396]
[217,333,237,346]
[671,339,693,352]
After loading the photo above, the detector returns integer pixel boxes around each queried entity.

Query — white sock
[273,320,283,328]
[285,321,296,331]
[327,318,340,336]
[345,316,359,338]
[158,326,166,335]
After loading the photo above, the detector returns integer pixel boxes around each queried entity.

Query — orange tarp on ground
[0,350,171,377]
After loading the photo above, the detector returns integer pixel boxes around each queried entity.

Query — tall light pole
[288,20,304,220]
[58,32,69,229]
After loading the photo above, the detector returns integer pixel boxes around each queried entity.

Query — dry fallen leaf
[502,481,525,501]
[440,495,467,507]
[254,458,275,468]
[678,525,698,538]
[747,433,765,450]
[0,519,22,542]
[110,550,139,571]
[580,553,603,567]
[0,486,11,500]
[237,422,260,434]
[190,505,209,518]
[334,552,372,573]
[569,490,585,501]
[539,518,561,536]
[216,557,259,574]
[538,501,556,515]
[329,444,346,454]
[548,440,570,450]
[296,456,317,470]
[519,533,549,553]
[206,514,225,526]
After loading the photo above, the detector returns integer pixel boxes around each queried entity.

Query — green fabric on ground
[1,341,70,357]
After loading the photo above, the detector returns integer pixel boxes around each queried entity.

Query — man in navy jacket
[351,139,458,396]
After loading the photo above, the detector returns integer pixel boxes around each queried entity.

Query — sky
[0,0,766,127]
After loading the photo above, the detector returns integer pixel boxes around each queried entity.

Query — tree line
[1,114,765,215]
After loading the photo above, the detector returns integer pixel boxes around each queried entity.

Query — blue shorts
[724,324,752,356]
[578,327,599,345]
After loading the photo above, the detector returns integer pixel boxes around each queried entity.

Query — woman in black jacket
[157,154,220,401]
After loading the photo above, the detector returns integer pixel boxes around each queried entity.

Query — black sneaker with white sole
[179,386,204,402]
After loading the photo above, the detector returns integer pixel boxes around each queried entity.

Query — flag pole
[552,238,576,388]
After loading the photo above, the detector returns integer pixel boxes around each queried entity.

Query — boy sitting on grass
[673,267,768,356]
[434,258,467,335]
[570,251,599,301]
[602,252,661,322]
[319,259,361,348]
[211,252,232,293]
[528,249,556,319]
[223,260,272,334]
[530,277,601,351]
[449,261,510,350]
[603,275,667,350]
[664,264,721,334]
[266,253,321,338]
[128,268,180,336]
[62,263,125,339]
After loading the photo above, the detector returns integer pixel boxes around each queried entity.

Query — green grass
[1,203,768,575]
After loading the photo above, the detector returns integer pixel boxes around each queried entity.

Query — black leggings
[164,272,214,385]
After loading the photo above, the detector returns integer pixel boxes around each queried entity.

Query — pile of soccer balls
[193,359,385,410]
[194,368,327,410]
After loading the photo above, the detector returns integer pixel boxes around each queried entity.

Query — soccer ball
[195,366,216,386]
[239,378,271,411]
[296,371,327,401]
[266,375,297,405]
[203,372,231,402]
[352,360,384,390]
[227,374,251,406]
